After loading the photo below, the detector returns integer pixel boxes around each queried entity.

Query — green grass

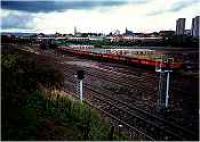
[2,47,127,140]
[24,90,111,140]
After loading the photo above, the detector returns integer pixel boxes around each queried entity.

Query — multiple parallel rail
[16,45,198,140]
[60,63,196,140]
[63,76,196,140]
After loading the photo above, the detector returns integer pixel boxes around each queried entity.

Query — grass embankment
[1,47,118,140]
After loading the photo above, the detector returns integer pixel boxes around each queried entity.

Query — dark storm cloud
[2,13,33,29]
[1,0,149,31]
[1,0,147,13]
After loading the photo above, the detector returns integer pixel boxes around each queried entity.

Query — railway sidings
[13,44,199,140]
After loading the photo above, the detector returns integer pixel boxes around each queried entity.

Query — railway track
[64,72,155,112]
[63,78,196,140]
[17,46,198,140]
[97,62,157,79]
[63,89,154,140]
[62,65,158,106]
[62,65,158,95]
[61,64,197,130]
[36,48,158,94]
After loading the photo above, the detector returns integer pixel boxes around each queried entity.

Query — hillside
[1,46,119,140]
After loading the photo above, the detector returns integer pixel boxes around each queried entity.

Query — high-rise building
[191,16,199,38]
[176,18,186,35]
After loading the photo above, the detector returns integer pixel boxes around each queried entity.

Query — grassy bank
[1,46,121,140]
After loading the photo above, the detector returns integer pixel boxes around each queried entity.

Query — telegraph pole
[77,70,85,102]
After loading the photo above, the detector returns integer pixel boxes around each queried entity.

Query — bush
[1,47,115,140]
[23,89,111,140]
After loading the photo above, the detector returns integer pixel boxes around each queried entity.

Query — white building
[67,36,89,41]
[88,35,104,41]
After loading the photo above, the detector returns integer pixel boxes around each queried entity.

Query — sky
[1,0,200,34]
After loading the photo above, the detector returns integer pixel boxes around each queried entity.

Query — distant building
[35,33,56,41]
[146,32,159,37]
[112,29,120,35]
[124,27,134,36]
[67,36,89,41]
[133,35,162,41]
[134,33,145,37]
[88,36,104,41]
[176,18,186,35]
[191,16,199,38]
[159,30,175,37]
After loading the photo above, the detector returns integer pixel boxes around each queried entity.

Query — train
[57,47,183,70]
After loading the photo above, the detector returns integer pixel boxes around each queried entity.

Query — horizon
[1,0,200,34]
[1,29,176,35]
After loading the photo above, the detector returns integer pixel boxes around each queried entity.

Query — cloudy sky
[1,0,200,34]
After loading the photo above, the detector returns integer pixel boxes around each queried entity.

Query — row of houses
[34,32,164,42]
[1,30,176,43]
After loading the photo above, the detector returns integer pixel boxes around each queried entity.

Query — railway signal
[155,57,173,110]
[77,70,85,102]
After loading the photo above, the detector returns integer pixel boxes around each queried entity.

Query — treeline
[1,35,34,44]
[1,47,123,140]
